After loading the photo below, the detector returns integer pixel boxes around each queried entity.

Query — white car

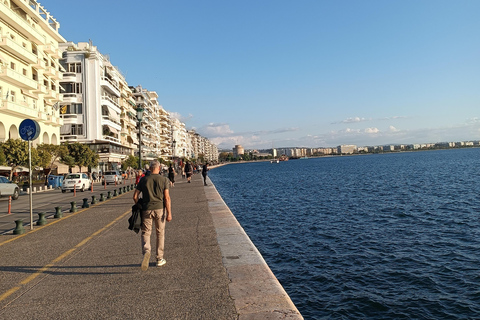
[0,176,20,200]
[62,173,91,193]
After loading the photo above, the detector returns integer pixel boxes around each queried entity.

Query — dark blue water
[209,149,480,319]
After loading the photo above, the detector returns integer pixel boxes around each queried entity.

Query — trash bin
[47,175,59,188]
[48,175,64,189]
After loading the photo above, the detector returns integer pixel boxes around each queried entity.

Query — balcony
[44,65,62,79]
[32,83,47,94]
[0,36,37,63]
[45,114,63,126]
[0,99,38,118]
[101,77,120,97]
[62,93,81,103]
[41,44,60,58]
[0,66,37,89]
[101,96,121,114]
[33,57,46,69]
[62,73,78,82]
[101,116,121,130]
[44,89,61,101]
[0,2,46,45]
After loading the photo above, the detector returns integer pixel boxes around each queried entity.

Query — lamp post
[136,107,144,170]
[172,139,176,162]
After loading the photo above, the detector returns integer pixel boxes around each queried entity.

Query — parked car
[103,171,122,185]
[62,173,91,193]
[0,176,20,200]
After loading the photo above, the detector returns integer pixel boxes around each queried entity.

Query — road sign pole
[29,140,33,230]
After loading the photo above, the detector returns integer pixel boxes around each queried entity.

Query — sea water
[209,148,480,319]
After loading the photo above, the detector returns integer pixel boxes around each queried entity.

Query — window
[61,82,82,94]
[61,103,82,114]
[71,124,83,135]
[22,68,27,76]
[10,62,15,70]
[10,91,15,102]
[68,63,81,73]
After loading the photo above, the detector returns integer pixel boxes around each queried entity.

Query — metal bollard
[107,191,112,199]
[123,186,126,193]
[37,212,47,226]
[91,195,98,204]
[8,195,12,214]
[118,187,123,195]
[13,219,25,234]
[82,198,90,208]
[113,189,118,197]
[99,193,105,202]
[54,206,62,218]
[126,185,130,191]
[70,201,77,213]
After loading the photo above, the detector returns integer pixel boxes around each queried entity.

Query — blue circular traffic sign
[19,119,40,141]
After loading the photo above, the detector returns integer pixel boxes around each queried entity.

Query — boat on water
[270,159,279,164]
[299,156,309,160]
[279,155,289,161]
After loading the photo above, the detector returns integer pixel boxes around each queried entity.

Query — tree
[61,142,99,173]
[0,139,39,180]
[37,143,68,178]
[122,155,138,170]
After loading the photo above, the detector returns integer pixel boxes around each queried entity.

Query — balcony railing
[0,2,45,44]
[0,99,38,118]
[0,36,37,63]
[0,66,37,89]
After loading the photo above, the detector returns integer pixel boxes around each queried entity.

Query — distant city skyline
[44,0,480,150]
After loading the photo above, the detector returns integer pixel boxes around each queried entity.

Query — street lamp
[136,106,144,170]
[172,139,176,161]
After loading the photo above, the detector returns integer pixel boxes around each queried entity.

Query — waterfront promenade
[0,173,302,319]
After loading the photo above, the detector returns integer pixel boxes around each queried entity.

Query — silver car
[103,171,122,185]
[0,176,20,200]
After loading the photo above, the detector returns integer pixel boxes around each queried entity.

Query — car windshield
[66,174,80,179]
[105,172,116,175]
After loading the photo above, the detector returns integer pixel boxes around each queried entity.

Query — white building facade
[0,0,65,144]
[59,41,132,170]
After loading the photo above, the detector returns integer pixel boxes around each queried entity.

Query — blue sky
[44,0,479,150]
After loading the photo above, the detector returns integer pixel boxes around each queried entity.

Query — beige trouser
[141,209,166,260]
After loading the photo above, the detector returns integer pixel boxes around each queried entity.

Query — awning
[60,124,71,134]
[104,125,119,134]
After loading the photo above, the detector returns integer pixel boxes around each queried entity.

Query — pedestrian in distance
[168,163,175,187]
[185,161,193,183]
[202,163,209,186]
[133,160,172,270]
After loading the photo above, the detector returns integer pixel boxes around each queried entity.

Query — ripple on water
[210,149,480,319]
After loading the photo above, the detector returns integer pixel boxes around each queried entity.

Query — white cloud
[169,112,193,122]
[365,127,379,134]
[389,126,399,132]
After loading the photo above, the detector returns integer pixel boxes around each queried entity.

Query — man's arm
[133,189,141,204]
[164,189,172,222]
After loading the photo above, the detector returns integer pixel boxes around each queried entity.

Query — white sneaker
[141,252,151,271]
[157,259,166,267]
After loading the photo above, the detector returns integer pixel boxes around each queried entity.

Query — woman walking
[168,163,175,187]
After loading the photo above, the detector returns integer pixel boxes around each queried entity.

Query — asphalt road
[0,174,238,319]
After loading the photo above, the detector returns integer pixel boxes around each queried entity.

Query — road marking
[0,209,131,303]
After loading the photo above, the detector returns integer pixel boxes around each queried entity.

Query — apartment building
[59,41,132,170]
[171,116,190,159]
[0,0,65,144]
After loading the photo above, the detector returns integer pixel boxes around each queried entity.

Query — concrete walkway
[0,173,302,319]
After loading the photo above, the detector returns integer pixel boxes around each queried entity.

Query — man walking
[133,160,172,270]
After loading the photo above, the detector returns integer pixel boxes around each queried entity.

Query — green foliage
[0,139,39,180]
[36,143,68,174]
[122,155,138,170]
[61,142,99,172]
[0,146,6,166]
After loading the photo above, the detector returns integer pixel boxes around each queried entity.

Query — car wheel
[62,189,66,193]
[12,188,19,200]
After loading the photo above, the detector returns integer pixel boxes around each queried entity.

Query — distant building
[233,145,244,158]
[337,145,357,154]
